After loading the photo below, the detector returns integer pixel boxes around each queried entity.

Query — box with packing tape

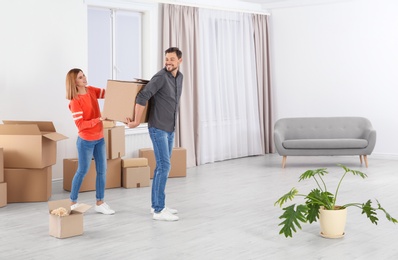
[122,158,150,188]
[48,199,91,238]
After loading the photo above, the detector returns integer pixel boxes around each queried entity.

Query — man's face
[165,52,182,73]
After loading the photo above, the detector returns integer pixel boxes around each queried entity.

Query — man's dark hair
[165,47,182,59]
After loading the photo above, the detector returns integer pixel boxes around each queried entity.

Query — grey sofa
[274,117,376,168]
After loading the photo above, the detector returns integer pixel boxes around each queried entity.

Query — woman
[65,68,115,215]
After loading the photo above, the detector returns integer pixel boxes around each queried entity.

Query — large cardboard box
[103,126,125,159]
[0,121,68,169]
[122,166,150,188]
[63,158,122,192]
[48,199,91,239]
[0,182,6,207]
[102,80,150,123]
[139,147,187,178]
[0,147,3,182]
[4,166,52,202]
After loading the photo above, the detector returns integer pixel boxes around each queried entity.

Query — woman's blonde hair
[66,68,82,100]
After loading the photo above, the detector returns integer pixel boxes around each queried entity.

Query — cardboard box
[4,166,52,202]
[122,158,148,168]
[139,147,187,178]
[48,199,91,239]
[122,166,150,188]
[102,120,116,129]
[102,80,150,123]
[0,121,68,168]
[103,126,125,159]
[0,182,6,207]
[63,158,122,192]
[0,147,3,182]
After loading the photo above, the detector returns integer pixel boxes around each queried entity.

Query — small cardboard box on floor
[48,199,91,239]
[139,147,187,178]
[63,158,122,192]
[102,80,150,123]
[122,158,150,188]
[0,120,68,168]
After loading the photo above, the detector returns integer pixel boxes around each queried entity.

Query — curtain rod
[152,0,270,15]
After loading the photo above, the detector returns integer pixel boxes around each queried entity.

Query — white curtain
[197,9,263,164]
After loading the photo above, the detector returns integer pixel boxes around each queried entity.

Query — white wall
[269,0,398,157]
[0,0,87,179]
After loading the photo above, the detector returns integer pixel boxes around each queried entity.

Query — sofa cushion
[282,139,368,149]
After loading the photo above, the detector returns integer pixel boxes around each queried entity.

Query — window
[87,7,142,88]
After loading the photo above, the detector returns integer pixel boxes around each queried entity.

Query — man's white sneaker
[153,208,179,221]
[151,206,178,214]
[95,202,115,215]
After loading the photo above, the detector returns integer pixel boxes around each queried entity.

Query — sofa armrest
[363,128,377,154]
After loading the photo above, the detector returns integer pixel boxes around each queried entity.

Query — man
[126,47,183,221]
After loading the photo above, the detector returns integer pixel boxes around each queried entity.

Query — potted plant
[274,164,397,238]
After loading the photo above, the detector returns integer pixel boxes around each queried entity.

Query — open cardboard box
[0,121,68,168]
[102,80,150,123]
[48,199,91,238]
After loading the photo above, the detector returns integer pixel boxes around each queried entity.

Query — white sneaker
[153,208,179,221]
[95,202,115,215]
[151,206,178,214]
[70,203,80,210]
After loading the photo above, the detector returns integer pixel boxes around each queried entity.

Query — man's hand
[125,117,140,128]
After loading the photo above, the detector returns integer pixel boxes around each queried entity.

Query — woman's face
[75,71,87,88]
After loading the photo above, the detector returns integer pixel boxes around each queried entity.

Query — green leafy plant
[274,164,397,238]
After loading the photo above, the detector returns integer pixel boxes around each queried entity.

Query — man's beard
[166,65,177,72]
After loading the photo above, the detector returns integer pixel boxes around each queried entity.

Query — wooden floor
[1,154,398,259]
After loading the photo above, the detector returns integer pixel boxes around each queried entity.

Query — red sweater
[69,86,105,141]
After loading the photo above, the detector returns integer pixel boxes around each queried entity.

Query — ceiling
[238,0,352,9]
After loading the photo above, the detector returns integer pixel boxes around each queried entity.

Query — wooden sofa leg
[282,156,287,168]
[359,155,363,164]
[363,155,368,168]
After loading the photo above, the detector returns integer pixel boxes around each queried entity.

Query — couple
[65,47,183,221]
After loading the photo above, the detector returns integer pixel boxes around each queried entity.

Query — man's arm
[126,103,146,128]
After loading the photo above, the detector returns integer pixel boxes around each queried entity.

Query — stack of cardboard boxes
[139,147,187,178]
[0,121,67,203]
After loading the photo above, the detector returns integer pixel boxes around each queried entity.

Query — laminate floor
[1,154,398,260]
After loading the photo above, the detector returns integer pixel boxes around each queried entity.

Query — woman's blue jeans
[70,136,107,202]
[149,127,174,213]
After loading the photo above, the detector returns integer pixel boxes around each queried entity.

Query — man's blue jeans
[70,137,107,202]
[149,127,174,213]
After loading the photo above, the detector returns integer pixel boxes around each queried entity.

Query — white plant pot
[319,206,347,238]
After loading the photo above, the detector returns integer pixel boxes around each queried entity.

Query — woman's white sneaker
[153,208,179,221]
[95,202,115,215]
[151,206,178,214]
[70,203,80,210]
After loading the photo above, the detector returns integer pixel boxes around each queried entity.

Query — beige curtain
[162,4,199,168]
[252,14,275,154]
